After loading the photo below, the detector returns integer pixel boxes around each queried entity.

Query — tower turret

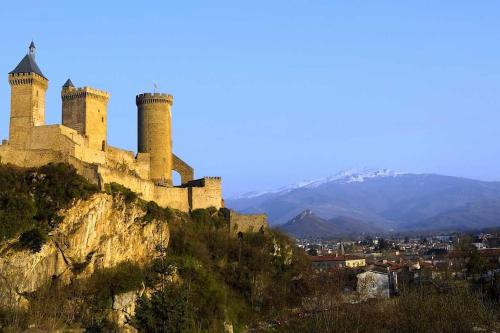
[61,81,110,150]
[136,93,174,185]
[29,41,36,58]
[8,42,48,149]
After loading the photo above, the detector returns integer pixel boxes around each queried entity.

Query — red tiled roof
[310,255,364,262]
[369,260,404,272]
[419,261,436,269]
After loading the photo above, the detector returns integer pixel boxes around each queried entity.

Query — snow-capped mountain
[233,168,404,199]
[226,170,500,232]
[301,168,404,187]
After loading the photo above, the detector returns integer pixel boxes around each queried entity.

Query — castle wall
[0,125,217,213]
[67,156,100,185]
[186,177,223,210]
[104,146,150,180]
[153,186,190,212]
[0,145,64,167]
[0,125,81,167]
[96,165,190,211]
[228,211,268,236]
[0,135,101,188]
[172,154,194,185]
[28,125,106,166]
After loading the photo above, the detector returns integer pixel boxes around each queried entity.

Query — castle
[0,42,226,212]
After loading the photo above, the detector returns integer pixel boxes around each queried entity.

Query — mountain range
[226,168,500,235]
[276,209,383,238]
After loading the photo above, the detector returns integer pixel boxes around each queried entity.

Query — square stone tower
[61,80,110,150]
[8,42,48,149]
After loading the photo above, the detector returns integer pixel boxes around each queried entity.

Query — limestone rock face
[0,193,168,305]
[111,288,145,332]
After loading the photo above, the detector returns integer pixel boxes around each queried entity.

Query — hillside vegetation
[0,162,98,250]
[0,163,310,332]
[0,163,499,332]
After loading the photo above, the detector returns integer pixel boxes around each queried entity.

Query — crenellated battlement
[2,42,226,213]
[8,72,48,88]
[61,86,110,101]
[136,93,174,106]
[181,176,222,188]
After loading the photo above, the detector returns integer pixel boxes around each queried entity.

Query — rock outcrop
[0,193,168,306]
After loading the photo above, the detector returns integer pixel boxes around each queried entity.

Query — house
[357,270,391,299]
[357,260,401,298]
[311,255,366,270]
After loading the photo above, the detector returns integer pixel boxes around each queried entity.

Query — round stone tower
[136,93,174,185]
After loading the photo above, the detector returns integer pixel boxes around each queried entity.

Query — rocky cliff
[0,193,168,306]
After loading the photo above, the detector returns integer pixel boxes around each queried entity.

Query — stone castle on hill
[0,42,267,232]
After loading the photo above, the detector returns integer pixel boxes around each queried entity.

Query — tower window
[102,117,104,122]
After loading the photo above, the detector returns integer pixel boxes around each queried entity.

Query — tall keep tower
[136,93,173,185]
[61,80,110,150]
[8,42,48,149]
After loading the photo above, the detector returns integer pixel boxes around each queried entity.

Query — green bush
[134,283,191,333]
[0,192,36,241]
[105,182,138,203]
[142,200,173,223]
[190,207,227,229]
[80,262,144,330]
[0,163,98,242]
[19,228,47,253]
[88,261,144,298]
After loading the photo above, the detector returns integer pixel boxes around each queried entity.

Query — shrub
[31,164,98,226]
[104,182,137,203]
[19,228,47,253]
[0,163,98,242]
[0,192,36,241]
[190,207,216,224]
[190,207,227,229]
[134,283,191,333]
[87,261,144,298]
[142,201,173,223]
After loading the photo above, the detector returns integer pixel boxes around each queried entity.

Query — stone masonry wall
[97,165,190,211]
[105,146,150,180]
[172,153,194,185]
[8,73,48,149]
[186,177,223,210]
[137,93,173,184]
[228,210,268,236]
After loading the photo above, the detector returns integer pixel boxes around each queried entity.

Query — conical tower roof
[9,42,46,79]
[63,78,74,88]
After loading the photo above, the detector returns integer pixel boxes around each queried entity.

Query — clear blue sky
[0,1,499,196]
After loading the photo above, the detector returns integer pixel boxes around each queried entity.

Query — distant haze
[227,170,500,232]
[0,2,499,196]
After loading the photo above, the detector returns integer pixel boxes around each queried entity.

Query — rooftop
[310,255,364,262]
[9,54,46,79]
[9,43,46,79]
